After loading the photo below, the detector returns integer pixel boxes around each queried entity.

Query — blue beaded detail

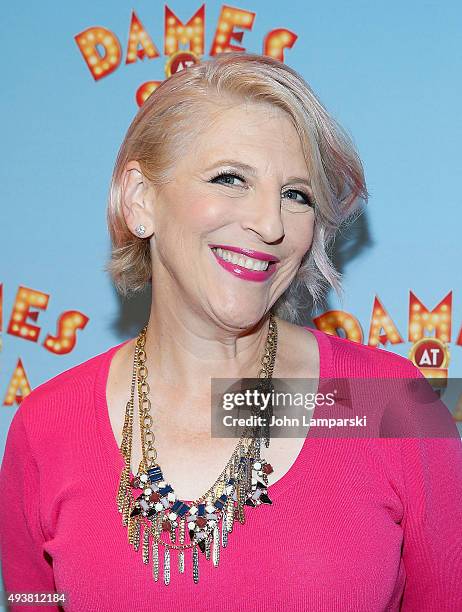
[214,494,228,510]
[171,500,190,516]
[147,466,163,482]
[129,452,274,560]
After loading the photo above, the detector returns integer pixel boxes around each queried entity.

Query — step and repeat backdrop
[1,0,461,501]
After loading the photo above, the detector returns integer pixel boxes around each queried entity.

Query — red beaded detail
[262,463,273,474]
[196,517,207,528]
[162,520,172,531]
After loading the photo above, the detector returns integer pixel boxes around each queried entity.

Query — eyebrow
[204,159,312,188]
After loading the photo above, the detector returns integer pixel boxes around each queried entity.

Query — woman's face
[147,101,315,329]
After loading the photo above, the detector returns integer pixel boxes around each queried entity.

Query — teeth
[214,248,270,271]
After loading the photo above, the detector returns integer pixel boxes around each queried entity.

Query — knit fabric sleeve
[0,403,60,612]
[398,365,462,611]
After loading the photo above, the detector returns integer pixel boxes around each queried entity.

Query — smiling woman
[1,51,461,612]
[106,52,368,321]
[115,100,324,328]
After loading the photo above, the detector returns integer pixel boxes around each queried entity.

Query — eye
[282,188,314,207]
[209,171,315,208]
[209,171,247,187]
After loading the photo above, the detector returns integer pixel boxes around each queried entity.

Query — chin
[211,306,266,331]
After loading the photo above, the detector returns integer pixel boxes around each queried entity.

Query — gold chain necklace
[116,312,278,585]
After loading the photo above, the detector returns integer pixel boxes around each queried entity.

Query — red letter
[409,291,451,343]
[313,310,363,343]
[368,296,403,347]
[263,29,297,62]
[165,4,205,57]
[75,27,122,81]
[7,286,49,342]
[126,11,160,64]
[43,311,89,355]
[3,358,31,406]
[209,5,255,55]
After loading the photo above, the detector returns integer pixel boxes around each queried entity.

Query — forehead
[191,102,308,175]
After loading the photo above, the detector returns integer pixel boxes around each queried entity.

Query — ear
[121,160,155,238]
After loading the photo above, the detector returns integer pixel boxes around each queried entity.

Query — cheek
[188,194,229,229]
[174,192,227,234]
[284,213,315,254]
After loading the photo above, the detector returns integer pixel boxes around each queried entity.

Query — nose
[239,188,285,244]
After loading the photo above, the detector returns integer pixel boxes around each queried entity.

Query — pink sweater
[1,327,462,611]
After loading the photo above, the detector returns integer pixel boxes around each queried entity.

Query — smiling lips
[209,244,279,282]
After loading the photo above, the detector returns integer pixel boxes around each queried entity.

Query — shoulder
[14,342,127,441]
[307,327,423,379]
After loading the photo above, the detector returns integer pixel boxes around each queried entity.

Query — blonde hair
[106,51,368,323]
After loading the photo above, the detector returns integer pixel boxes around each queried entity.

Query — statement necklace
[116,313,278,585]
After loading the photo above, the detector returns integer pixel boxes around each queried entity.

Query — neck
[143,297,273,396]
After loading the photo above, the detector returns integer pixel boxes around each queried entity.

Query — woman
[1,52,461,611]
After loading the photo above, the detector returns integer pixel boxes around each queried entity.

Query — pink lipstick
[209,244,279,282]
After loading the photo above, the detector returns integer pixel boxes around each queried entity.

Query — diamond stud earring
[135,225,146,237]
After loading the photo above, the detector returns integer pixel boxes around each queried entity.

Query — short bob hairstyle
[106,51,368,323]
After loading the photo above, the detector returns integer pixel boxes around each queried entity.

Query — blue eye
[209,171,315,208]
[209,171,246,186]
[282,189,314,207]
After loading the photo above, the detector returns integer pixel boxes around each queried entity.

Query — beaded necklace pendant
[117,440,274,584]
[117,313,278,584]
